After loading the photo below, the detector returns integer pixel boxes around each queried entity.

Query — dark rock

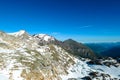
[89,72,98,78]
[117,58,120,63]
[114,63,119,67]
[81,76,92,80]
[68,78,77,80]
[103,62,111,67]
[87,59,102,65]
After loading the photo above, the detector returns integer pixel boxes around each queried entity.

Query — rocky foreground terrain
[0,30,120,80]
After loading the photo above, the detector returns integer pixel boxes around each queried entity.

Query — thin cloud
[79,25,92,28]
[51,32,60,35]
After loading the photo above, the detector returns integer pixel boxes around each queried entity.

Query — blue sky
[0,0,120,43]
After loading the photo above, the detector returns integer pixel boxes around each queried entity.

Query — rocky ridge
[0,30,119,80]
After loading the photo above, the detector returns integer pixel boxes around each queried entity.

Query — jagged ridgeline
[33,34,96,59]
[0,30,120,80]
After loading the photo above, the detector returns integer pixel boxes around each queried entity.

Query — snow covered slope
[0,30,119,80]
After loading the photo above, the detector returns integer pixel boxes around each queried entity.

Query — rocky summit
[0,30,120,80]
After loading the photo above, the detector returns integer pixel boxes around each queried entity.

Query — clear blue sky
[0,0,120,43]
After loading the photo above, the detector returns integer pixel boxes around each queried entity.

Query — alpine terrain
[0,30,120,80]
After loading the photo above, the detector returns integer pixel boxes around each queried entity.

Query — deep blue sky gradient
[0,0,120,42]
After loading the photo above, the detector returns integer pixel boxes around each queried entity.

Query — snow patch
[89,65,120,79]
[60,59,91,80]
[0,48,15,53]
[0,38,8,44]
[8,30,26,37]
[0,74,9,80]
[12,69,24,80]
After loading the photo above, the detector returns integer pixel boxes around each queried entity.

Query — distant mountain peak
[18,30,26,34]
[64,39,77,43]
[33,34,55,42]
[8,30,28,37]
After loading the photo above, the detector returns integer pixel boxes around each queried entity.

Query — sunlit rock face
[0,30,119,80]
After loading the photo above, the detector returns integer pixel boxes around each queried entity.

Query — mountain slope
[0,30,119,80]
[61,39,96,59]
[0,30,76,80]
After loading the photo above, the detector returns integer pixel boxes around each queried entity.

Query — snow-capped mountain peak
[33,34,55,42]
[8,30,27,37]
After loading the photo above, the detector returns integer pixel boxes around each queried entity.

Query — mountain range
[0,30,120,80]
[85,42,120,58]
